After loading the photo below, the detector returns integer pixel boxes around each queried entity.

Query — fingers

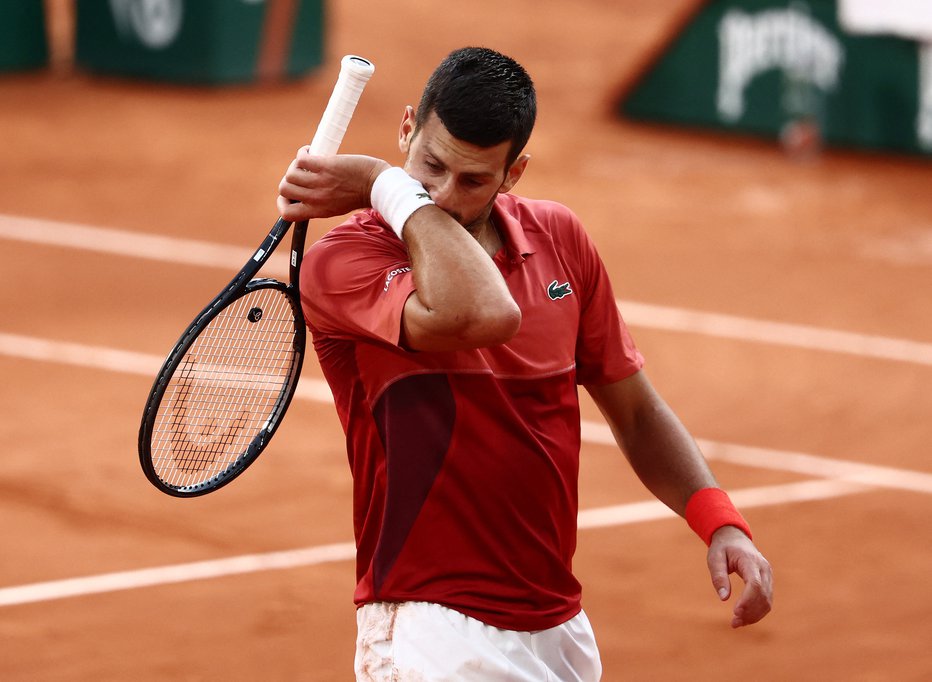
[731,553,774,628]
[706,544,732,601]
[707,530,774,628]
[280,149,317,189]
[276,192,303,221]
[276,150,334,221]
[276,152,387,221]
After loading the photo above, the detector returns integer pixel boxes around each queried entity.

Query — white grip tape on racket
[309,55,375,156]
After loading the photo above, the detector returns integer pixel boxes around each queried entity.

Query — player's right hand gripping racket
[138,55,375,497]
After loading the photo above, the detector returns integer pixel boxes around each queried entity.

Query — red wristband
[685,488,752,546]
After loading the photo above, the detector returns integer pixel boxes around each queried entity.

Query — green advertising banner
[620,0,932,156]
[75,0,325,85]
[0,1,48,72]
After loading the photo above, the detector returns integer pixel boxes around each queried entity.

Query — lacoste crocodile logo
[547,279,573,300]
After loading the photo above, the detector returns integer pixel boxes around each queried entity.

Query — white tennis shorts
[354,601,602,681]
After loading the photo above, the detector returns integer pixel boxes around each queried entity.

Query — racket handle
[308,55,375,156]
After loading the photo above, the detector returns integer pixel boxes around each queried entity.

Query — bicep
[585,370,659,449]
[302,234,413,345]
[400,292,447,351]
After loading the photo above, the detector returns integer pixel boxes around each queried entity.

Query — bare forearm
[616,396,717,515]
[403,206,517,334]
[587,372,717,516]
[588,372,774,627]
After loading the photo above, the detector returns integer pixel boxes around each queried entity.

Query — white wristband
[370,167,435,239]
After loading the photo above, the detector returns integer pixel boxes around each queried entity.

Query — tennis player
[278,47,773,681]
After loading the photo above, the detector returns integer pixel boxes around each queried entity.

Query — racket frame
[138,218,308,497]
[138,54,374,496]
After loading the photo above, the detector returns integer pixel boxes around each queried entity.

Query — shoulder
[307,209,406,262]
[302,209,409,298]
[311,208,395,246]
[496,193,593,257]
[497,193,582,232]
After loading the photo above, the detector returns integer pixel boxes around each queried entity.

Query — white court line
[698,439,932,495]
[580,421,932,495]
[3,213,932,366]
[3,331,930,493]
[0,214,289,275]
[619,301,932,367]
[576,478,868,529]
[0,479,865,608]
[0,332,335,403]
[1,217,929,608]
[0,334,925,608]
[0,542,356,608]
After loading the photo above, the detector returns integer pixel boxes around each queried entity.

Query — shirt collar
[492,195,535,264]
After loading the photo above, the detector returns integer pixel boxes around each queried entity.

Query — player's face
[399,108,526,232]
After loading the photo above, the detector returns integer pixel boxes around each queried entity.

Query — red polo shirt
[301,193,643,631]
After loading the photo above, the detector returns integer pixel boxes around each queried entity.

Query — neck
[467,218,502,258]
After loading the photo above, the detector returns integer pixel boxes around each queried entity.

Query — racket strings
[163,357,251,474]
[150,287,299,488]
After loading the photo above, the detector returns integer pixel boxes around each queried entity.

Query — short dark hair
[415,47,537,166]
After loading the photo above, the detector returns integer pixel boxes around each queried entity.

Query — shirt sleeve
[300,213,415,347]
[564,210,645,385]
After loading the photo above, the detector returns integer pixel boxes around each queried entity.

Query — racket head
[139,279,305,497]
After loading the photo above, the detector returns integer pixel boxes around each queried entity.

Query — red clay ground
[1,0,930,679]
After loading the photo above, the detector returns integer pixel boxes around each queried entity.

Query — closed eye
[423,158,443,173]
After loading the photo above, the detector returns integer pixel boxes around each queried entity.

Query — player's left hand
[707,526,773,628]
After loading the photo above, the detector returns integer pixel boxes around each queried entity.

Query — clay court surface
[1,0,931,679]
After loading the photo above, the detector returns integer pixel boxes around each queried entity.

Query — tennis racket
[138,55,375,497]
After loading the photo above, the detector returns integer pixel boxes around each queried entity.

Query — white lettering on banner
[918,45,932,149]
[717,4,844,121]
[109,0,184,50]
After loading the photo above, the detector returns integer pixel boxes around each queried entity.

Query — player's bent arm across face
[399,204,521,352]
[277,152,520,352]
[586,370,774,627]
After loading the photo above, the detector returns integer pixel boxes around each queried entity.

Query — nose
[425,175,456,214]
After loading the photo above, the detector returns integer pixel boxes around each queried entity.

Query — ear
[399,106,416,155]
[498,154,530,194]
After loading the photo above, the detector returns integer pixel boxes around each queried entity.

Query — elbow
[443,297,522,348]
[481,299,522,346]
